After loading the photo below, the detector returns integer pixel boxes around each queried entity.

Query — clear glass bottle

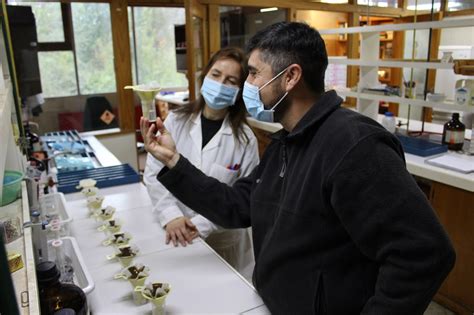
[442,113,465,151]
[36,261,87,315]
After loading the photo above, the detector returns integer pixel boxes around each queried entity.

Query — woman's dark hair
[246,22,328,94]
[175,47,250,143]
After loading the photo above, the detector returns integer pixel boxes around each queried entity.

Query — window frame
[33,2,118,97]
[36,3,74,51]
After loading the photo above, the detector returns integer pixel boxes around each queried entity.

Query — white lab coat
[143,110,259,280]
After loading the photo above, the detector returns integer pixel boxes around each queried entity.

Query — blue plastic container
[57,164,140,194]
[396,134,448,157]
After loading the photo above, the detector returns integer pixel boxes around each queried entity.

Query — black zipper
[279,142,287,178]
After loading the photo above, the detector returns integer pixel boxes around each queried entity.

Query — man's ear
[284,64,303,91]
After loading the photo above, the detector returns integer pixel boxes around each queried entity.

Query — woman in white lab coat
[144,47,259,280]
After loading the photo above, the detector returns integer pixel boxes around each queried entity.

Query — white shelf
[319,17,474,35]
[6,183,40,314]
[328,57,453,70]
[337,90,474,113]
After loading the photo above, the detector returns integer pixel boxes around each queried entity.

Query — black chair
[83,96,118,131]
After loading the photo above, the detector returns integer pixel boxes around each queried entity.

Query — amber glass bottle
[37,261,88,315]
[442,113,465,151]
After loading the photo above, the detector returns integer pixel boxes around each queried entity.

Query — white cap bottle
[381,112,397,133]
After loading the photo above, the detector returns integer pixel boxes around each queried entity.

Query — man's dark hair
[246,22,328,94]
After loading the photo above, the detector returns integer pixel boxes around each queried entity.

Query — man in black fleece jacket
[140,22,455,314]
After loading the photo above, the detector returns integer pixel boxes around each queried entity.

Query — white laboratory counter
[63,183,268,314]
[247,116,474,192]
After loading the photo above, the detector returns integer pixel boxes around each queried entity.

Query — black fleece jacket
[158,90,455,314]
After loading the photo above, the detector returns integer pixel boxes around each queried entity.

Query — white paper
[425,154,474,173]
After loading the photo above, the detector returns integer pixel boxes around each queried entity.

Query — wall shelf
[323,16,474,120]
[336,90,474,113]
[328,57,454,70]
[1,73,38,315]
[319,17,474,35]
[6,183,40,315]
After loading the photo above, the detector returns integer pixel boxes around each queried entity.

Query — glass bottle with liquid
[442,113,465,151]
[37,261,88,315]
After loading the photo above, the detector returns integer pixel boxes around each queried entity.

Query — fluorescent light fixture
[448,2,463,9]
[357,0,390,5]
[407,3,441,10]
[406,2,462,10]
[321,0,348,3]
[260,7,278,13]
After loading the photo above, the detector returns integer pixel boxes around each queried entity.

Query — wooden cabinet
[430,182,474,315]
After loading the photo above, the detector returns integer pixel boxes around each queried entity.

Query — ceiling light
[260,7,278,13]
[407,3,441,10]
[320,0,348,3]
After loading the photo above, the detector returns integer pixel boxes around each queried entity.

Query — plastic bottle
[51,239,74,283]
[469,120,474,155]
[24,123,42,153]
[442,113,465,151]
[381,111,396,133]
[36,261,88,315]
[30,211,48,263]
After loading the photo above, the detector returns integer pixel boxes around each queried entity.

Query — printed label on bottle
[445,130,464,144]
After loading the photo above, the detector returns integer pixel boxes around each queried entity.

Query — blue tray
[57,164,140,193]
[396,134,448,157]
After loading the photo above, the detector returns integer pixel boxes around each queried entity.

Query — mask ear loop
[265,65,291,111]
[270,91,289,111]
[258,65,291,92]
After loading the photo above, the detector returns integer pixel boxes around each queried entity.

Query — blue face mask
[242,66,290,123]
[201,77,240,110]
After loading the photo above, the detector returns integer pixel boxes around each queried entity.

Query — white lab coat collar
[188,110,233,152]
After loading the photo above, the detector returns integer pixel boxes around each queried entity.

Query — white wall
[97,132,138,171]
[440,19,474,46]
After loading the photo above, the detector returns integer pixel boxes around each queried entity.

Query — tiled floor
[424,302,455,315]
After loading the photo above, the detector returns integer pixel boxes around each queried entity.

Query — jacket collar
[271,90,342,141]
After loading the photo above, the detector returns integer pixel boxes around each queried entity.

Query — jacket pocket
[314,271,327,315]
[209,163,239,185]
